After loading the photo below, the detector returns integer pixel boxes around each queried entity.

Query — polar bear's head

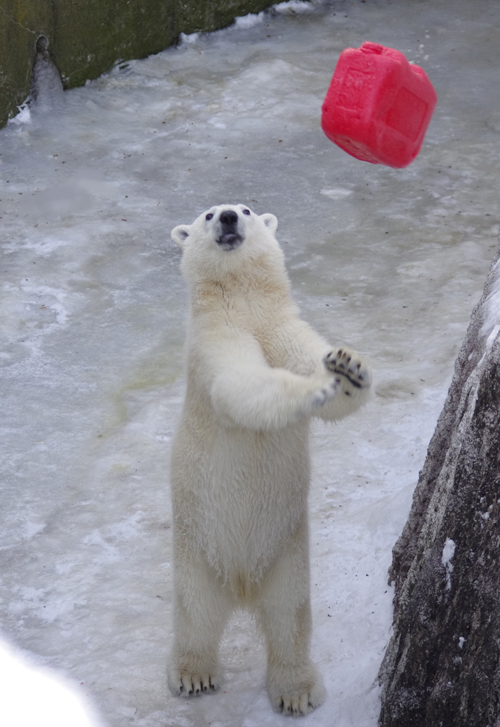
[171,204,282,281]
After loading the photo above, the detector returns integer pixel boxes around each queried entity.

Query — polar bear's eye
[243,209,251,216]
[206,213,214,221]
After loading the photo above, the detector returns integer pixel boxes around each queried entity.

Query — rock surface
[379,238,500,726]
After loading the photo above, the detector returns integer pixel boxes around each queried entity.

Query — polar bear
[168,204,371,716]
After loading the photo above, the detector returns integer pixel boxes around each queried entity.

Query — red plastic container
[321,42,437,168]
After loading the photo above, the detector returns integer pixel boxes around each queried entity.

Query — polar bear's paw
[269,680,326,717]
[268,665,326,717]
[323,348,371,390]
[277,690,322,717]
[168,667,221,697]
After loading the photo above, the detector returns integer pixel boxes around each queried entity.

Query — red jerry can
[321,42,437,168]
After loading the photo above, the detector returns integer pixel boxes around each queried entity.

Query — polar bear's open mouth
[217,232,243,251]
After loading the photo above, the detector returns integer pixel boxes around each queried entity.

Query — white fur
[168,204,371,715]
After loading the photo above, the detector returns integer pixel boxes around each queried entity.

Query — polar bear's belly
[173,420,310,584]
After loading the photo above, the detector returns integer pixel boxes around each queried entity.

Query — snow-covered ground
[0,640,102,727]
[1,0,499,724]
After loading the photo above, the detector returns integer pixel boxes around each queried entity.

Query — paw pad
[323,348,370,389]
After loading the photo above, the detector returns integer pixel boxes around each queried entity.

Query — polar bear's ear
[171,224,190,247]
[260,213,278,235]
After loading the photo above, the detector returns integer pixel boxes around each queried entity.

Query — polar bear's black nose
[219,210,238,227]
[216,209,243,250]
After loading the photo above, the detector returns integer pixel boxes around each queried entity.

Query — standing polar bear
[169,204,371,716]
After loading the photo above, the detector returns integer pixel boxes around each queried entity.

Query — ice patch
[82,530,121,565]
[208,118,227,129]
[1,281,72,345]
[24,522,47,540]
[274,1,315,14]
[234,12,265,29]
[76,172,120,200]
[22,284,69,327]
[441,538,456,591]
[178,32,200,46]
[234,0,315,25]
[320,188,354,200]
[8,586,85,624]
[3,236,70,257]
[8,103,31,126]
[18,171,119,221]
[105,513,145,541]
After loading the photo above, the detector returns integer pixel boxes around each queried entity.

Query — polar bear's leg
[257,518,326,716]
[168,543,232,697]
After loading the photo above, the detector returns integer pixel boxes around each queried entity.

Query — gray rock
[379,234,500,727]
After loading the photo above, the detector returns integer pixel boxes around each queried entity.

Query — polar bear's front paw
[168,667,221,697]
[323,348,371,390]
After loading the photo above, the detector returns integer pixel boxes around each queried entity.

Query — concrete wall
[0,0,274,128]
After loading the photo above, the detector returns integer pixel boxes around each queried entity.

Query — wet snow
[1,0,500,725]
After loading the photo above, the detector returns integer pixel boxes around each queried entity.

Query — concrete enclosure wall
[0,0,274,128]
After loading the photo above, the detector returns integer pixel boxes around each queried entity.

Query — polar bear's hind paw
[269,668,326,717]
[324,348,370,389]
[279,692,315,716]
[169,669,220,697]
[272,680,325,717]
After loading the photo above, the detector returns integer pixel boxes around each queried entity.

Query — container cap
[360,42,384,54]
